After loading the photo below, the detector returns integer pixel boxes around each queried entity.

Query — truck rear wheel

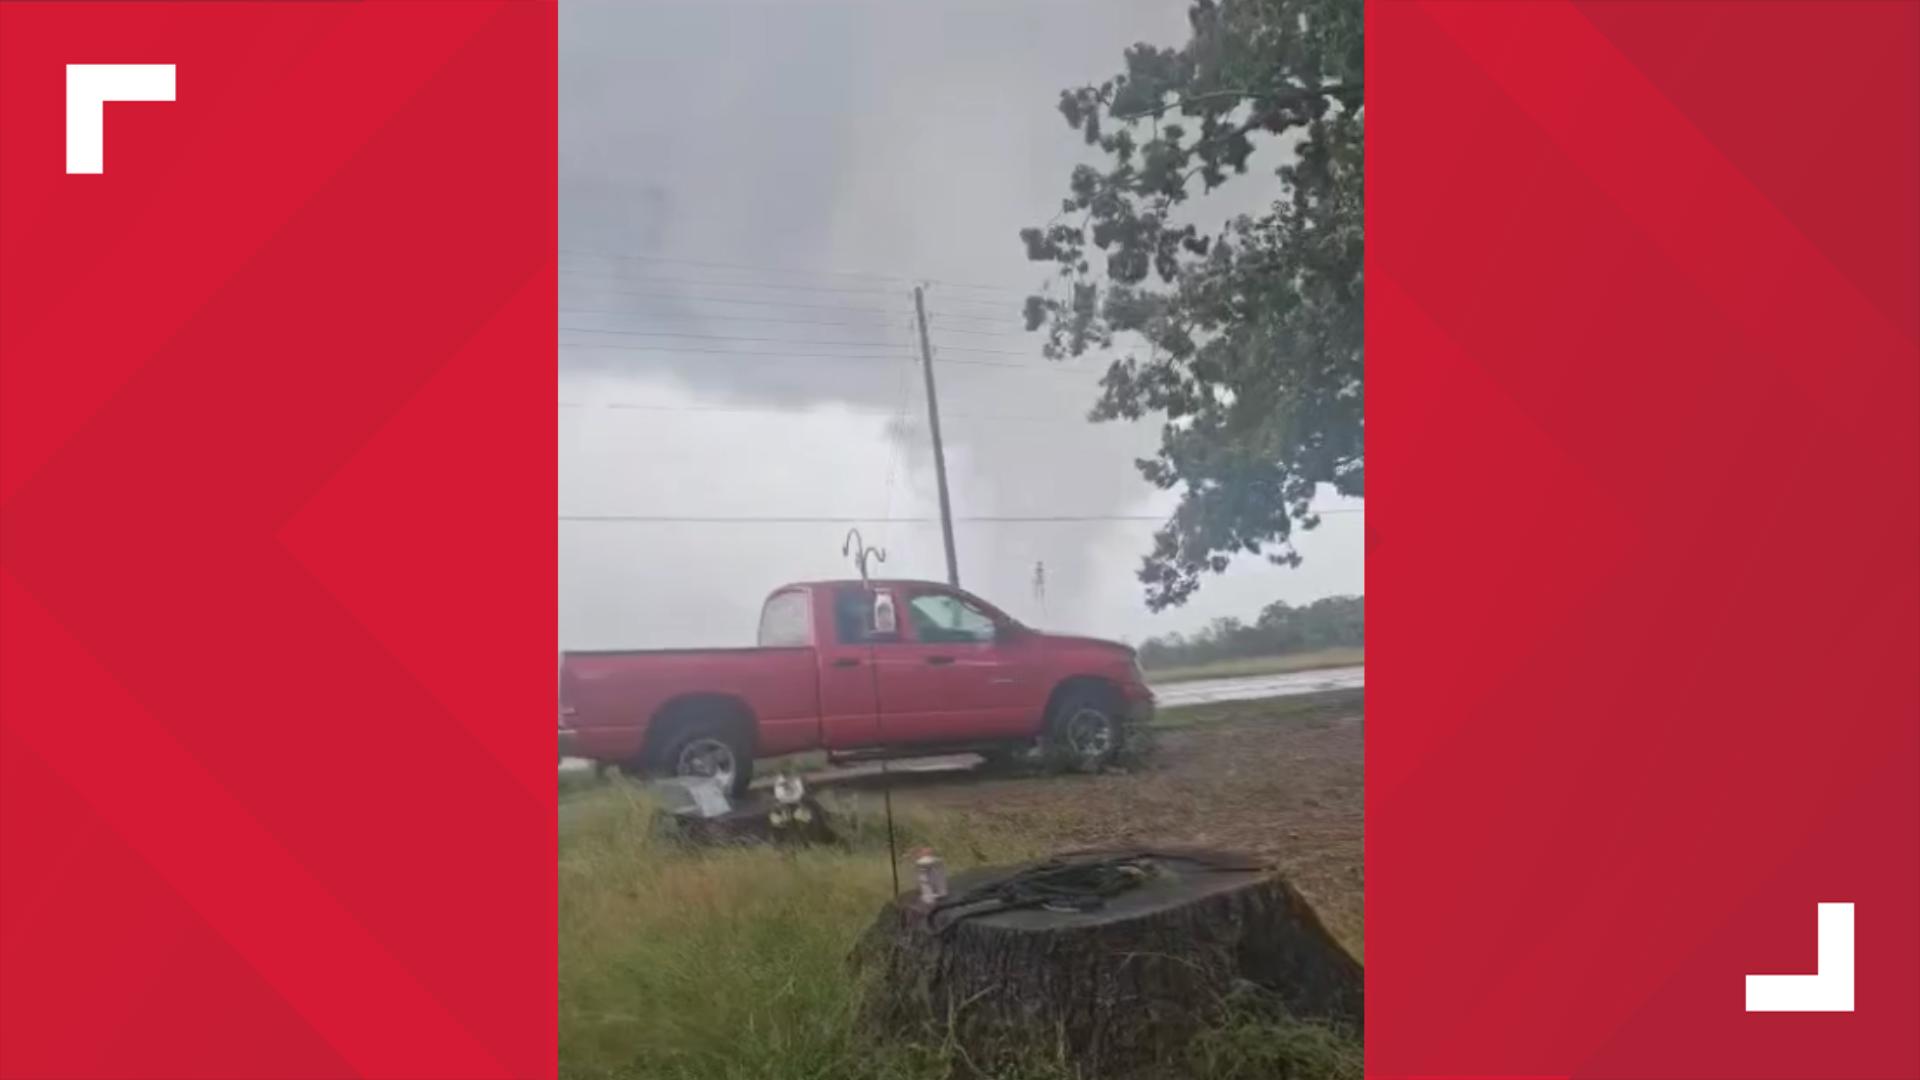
[639,701,756,799]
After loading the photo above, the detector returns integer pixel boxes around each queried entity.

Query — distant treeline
[1136,595,1364,670]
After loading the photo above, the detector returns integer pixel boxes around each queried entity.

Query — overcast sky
[558,0,1364,650]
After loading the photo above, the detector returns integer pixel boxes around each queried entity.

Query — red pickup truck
[559,579,1153,794]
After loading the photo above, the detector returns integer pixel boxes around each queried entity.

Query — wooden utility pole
[913,286,959,586]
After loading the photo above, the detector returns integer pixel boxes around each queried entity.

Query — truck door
[874,586,1041,744]
[815,584,902,749]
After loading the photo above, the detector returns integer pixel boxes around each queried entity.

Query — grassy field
[1143,647,1364,685]
[560,789,1036,1079]
[559,694,1364,1080]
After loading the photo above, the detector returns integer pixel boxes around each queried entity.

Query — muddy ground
[826,692,1365,955]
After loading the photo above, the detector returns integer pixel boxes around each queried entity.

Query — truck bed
[559,646,822,763]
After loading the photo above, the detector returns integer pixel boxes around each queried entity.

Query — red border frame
[1370,2,1917,1077]
[1,4,556,1077]
[1,2,1914,1077]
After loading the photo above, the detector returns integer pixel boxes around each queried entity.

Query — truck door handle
[832,658,861,668]
[925,655,955,665]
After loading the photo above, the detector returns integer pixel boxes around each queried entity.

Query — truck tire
[1044,684,1121,773]
[649,716,755,799]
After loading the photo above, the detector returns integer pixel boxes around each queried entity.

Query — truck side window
[908,592,997,643]
[833,587,899,644]
[757,590,813,647]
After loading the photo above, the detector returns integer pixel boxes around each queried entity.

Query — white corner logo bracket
[66,64,175,174]
[1745,902,1854,1012]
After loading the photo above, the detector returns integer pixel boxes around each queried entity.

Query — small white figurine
[773,773,805,806]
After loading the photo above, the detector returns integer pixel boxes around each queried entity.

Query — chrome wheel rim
[1066,708,1114,761]
[675,737,737,788]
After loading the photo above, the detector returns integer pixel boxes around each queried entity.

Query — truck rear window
[756,590,812,647]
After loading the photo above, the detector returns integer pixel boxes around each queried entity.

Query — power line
[559,269,900,299]
[560,267,1034,314]
[558,510,1363,524]
[560,326,910,350]
[913,320,1033,340]
[558,340,911,365]
[557,247,1027,296]
[560,307,901,332]
[557,339,1098,374]
[559,307,1033,341]
[556,400,1067,422]
[557,324,1045,360]
[900,291,1025,313]
[555,284,1021,326]
[561,514,1168,524]
[937,355,1095,372]
[557,285,906,317]
[560,400,896,417]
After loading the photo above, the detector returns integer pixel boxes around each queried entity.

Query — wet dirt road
[1150,664,1364,707]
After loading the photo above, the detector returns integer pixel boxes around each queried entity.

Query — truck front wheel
[1044,685,1121,773]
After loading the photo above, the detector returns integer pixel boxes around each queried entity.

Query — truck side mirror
[871,591,897,635]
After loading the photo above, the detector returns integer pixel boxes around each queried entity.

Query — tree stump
[855,849,1361,1075]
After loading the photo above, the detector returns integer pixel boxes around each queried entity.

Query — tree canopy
[1020,0,1363,610]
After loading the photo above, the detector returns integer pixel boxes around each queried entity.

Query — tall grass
[558,781,1360,1080]
[558,782,1044,1079]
